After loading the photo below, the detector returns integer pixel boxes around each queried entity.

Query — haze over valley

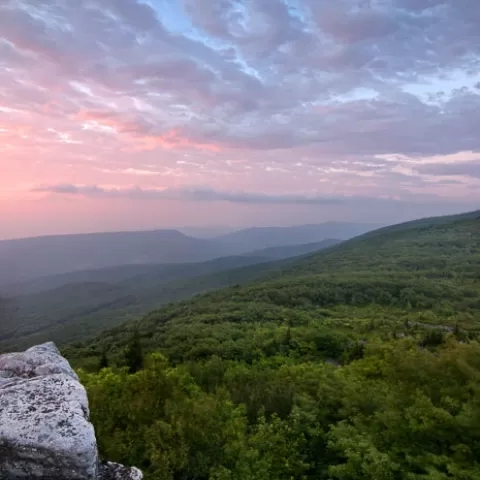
[0,221,357,350]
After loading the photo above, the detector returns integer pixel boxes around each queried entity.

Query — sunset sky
[1,0,479,239]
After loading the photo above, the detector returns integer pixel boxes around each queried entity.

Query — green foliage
[328,340,480,479]
[124,329,143,373]
[98,351,109,370]
[66,211,480,479]
[80,340,480,480]
[1,256,286,352]
[65,211,480,369]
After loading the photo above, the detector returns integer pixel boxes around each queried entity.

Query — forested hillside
[68,210,480,366]
[0,256,277,351]
[0,239,343,352]
[55,211,480,479]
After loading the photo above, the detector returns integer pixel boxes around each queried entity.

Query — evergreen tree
[98,351,109,370]
[125,329,143,373]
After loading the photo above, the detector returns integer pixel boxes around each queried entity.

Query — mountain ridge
[0,238,342,351]
[215,221,379,251]
[64,209,479,368]
[0,229,228,286]
[0,222,372,286]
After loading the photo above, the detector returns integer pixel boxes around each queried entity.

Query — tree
[98,351,109,370]
[124,329,143,373]
[328,340,480,479]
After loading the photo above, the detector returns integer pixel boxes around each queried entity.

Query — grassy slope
[64,210,480,368]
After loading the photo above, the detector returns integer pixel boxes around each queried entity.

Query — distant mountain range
[177,226,236,238]
[66,208,479,367]
[0,230,226,286]
[244,239,340,260]
[0,239,342,350]
[0,222,377,288]
[214,222,380,252]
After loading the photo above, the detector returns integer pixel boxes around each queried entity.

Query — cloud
[2,0,479,157]
[184,188,346,205]
[32,184,348,205]
[122,168,160,176]
[417,160,480,178]
[35,183,472,211]
[2,0,480,237]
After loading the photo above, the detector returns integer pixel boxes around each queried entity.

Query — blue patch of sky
[402,69,480,104]
[142,0,262,81]
[140,0,192,34]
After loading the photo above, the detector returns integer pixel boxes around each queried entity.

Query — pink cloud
[76,110,222,152]
[138,131,221,152]
[0,0,479,239]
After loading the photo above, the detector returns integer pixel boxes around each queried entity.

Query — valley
[2,211,479,480]
[0,236,342,351]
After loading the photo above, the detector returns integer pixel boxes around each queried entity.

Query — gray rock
[0,342,142,480]
[99,461,143,480]
[0,341,79,381]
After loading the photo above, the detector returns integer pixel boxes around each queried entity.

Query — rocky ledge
[0,342,142,480]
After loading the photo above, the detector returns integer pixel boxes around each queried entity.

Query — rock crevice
[0,342,142,480]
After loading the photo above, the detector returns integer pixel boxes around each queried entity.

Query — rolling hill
[0,229,229,286]
[47,210,480,480]
[0,238,342,351]
[0,222,371,287]
[1,255,270,297]
[3,239,341,297]
[215,222,378,252]
[65,209,479,367]
[0,255,272,351]
[244,238,341,260]
[4,210,478,359]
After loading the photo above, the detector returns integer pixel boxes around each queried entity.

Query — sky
[0,0,479,239]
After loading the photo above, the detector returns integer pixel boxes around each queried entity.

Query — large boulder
[0,342,142,480]
[0,342,80,381]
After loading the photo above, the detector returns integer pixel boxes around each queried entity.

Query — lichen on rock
[0,342,142,480]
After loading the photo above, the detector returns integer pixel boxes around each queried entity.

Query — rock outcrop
[0,342,142,480]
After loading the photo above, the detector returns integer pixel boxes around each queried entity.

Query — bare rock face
[0,342,142,480]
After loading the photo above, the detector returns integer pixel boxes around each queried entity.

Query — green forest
[0,240,339,352]
[68,210,480,479]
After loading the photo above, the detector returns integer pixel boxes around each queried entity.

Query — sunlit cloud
[32,184,347,205]
[0,0,479,237]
